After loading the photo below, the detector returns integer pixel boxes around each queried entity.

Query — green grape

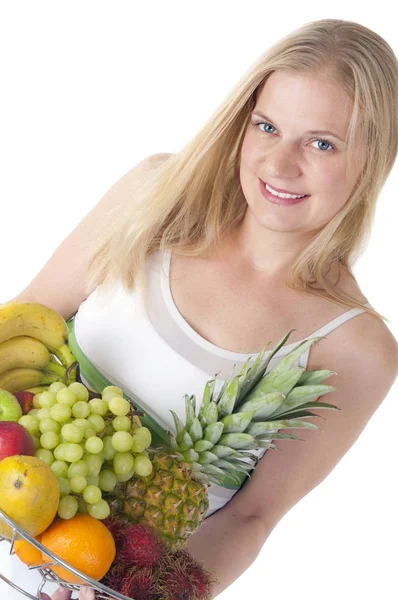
[87,499,110,520]
[33,395,42,409]
[18,415,40,436]
[113,452,135,475]
[68,460,88,478]
[50,404,72,423]
[133,455,153,477]
[86,474,100,486]
[87,414,105,433]
[84,428,96,439]
[115,470,135,483]
[68,382,89,402]
[84,454,103,476]
[63,443,84,463]
[51,460,69,478]
[40,431,60,450]
[49,382,67,393]
[39,418,61,434]
[73,418,90,430]
[88,398,108,416]
[72,401,90,419]
[57,477,71,497]
[36,407,52,420]
[69,475,87,494]
[77,497,89,514]
[28,408,39,418]
[54,444,67,461]
[85,438,104,454]
[56,388,77,407]
[111,431,133,453]
[97,448,107,463]
[31,435,41,451]
[102,436,116,461]
[108,397,130,417]
[61,424,84,443]
[130,427,152,453]
[38,391,57,408]
[102,385,123,400]
[112,416,131,432]
[36,448,54,466]
[83,485,102,505]
[98,469,117,492]
[58,495,79,519]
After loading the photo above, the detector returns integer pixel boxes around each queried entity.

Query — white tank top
[73,249,372,516]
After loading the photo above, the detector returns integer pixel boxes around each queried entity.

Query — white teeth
[265,183,306,199]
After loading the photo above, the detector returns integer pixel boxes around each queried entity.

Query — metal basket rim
[0,506,132,600]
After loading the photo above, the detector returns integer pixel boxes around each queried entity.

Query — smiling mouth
[261,179,309,197]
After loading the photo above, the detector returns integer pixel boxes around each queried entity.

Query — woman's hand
[46,586,96,600]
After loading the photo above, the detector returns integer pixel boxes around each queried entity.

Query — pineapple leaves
[268,387,338,418]
[297,369,336,386]
[216,374,241,416]
[198,379,216,422]
[221,411,254,433]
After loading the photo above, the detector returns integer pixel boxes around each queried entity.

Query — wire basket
[0,507,132,600]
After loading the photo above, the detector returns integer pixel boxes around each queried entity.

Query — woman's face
[239,70,366,235]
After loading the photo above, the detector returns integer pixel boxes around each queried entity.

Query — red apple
[0,422,35,461]
[14,391,35,415]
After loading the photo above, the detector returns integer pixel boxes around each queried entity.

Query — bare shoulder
[310,310,398,398]
[147,153,174,166]
[223,309,398,533]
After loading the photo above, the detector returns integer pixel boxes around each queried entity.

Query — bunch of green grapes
[18,383,153,521]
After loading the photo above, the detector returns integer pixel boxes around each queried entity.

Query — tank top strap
[308,302,373,339]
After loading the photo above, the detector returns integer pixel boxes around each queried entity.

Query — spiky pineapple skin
[108,448,209,550]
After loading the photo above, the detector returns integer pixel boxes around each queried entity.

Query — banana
[0,301,76,368]
[0,336,66,377]
[0,367,62,394]
[24,386,51,394]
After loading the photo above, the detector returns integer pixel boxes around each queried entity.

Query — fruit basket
[0,507,131,600]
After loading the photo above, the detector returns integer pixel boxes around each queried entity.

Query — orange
[40,514,116,584]
[0,455,60,539]
[14,534,43,566]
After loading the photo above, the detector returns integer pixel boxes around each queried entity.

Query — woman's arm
[186,505,270,597]
[187,316,398,598]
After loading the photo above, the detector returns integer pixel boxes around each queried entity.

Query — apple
[14,391,35,415]
[0,389,23,422]
[0,421,35,461]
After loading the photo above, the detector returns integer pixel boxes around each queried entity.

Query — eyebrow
[251,110,346,143]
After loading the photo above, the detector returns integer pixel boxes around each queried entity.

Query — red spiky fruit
[119,522,167,568]
[157,548,217,600]
[103,515,126,549]
[119,566,158,600]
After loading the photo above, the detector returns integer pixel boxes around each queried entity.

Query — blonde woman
[7,18,398,600]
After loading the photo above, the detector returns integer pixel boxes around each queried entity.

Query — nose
[261,143,303,179]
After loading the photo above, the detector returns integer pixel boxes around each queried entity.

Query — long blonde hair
[85,18,398,323]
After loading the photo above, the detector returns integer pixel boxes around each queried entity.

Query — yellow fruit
[0,455,59,539]
[41,514,116,584]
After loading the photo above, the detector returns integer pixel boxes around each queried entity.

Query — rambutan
[156,548,217,600]
[103,515,126,549]
[119,566,159,600]
[119,522,168,568]
[101,561,129,593]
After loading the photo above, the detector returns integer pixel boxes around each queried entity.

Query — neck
[223,210,317,281]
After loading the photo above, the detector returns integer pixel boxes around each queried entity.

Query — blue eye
[251,120,336,152]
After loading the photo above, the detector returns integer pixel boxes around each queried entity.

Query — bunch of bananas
[0,301,78,394]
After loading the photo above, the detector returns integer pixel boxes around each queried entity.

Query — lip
[259,179,310,206]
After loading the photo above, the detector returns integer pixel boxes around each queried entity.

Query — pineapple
[107,330,339,549]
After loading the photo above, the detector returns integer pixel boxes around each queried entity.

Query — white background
[0,2,397,599]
